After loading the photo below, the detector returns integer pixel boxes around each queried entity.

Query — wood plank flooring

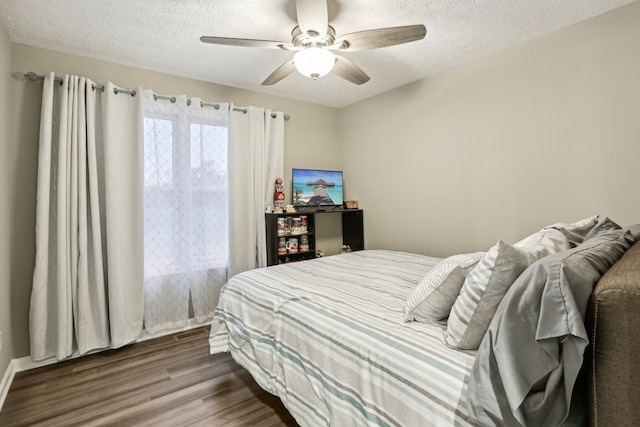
[0,327,300,427]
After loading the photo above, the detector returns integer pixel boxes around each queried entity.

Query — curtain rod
[16,71,290,120]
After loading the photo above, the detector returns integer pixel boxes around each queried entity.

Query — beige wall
[0,24,13,376]
[8,45,341,358]
[339,2,640,257]
[5,1,640,361]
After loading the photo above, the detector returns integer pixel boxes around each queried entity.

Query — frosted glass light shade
[294,48,335,80]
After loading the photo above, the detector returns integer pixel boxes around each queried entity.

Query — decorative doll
[274,178,285,209]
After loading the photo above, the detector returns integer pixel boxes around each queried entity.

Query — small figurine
[274,178,285,209]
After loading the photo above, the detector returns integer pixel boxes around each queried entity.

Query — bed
[210,218,640,426]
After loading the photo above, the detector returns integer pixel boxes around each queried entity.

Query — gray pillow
[447,228,571,350]
[446,241,532,350]
[404,252,484,322]
[584,216,621,240]
[625,223,640,242]
[544,215,599,247]
[467,228,633,427]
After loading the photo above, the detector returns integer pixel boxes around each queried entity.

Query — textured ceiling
[1,0,636,108]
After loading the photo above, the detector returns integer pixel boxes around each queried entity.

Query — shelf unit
[265,209,364,266]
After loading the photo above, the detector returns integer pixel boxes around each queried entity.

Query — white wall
[339,2,640,257]
[7,45,342,358]
[0,24,13,377]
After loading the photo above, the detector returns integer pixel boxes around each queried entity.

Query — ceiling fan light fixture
[294,47,335,80]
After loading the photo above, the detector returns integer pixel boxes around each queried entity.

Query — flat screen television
[292,168,344,207]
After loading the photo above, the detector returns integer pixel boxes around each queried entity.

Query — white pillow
[404,252,485,322]
[514,226,573,258]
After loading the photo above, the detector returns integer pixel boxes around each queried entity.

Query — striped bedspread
[210,250,477,426]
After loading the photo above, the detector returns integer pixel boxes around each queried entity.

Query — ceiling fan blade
[333,55,370,85]
[296,0,328,36]
[200,36,288,50]
[262,60,297,86]
[333,24,426,52]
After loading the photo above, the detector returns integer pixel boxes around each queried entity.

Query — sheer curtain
[228,106,284,276]
[30,75,283,357]
[142,92,229,334]
[30,73,144,361]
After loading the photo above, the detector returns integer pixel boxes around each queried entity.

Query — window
[142,94,229,332]
[143,115,228,277]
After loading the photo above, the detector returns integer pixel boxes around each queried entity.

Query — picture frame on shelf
[343,200,358,209]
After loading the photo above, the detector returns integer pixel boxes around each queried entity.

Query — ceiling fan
[200,0,427,86]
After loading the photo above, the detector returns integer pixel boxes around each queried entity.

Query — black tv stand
[265,209,364,266]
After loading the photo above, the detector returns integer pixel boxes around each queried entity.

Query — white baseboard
[0,359,17,412]
[13,353,62,372]
[0,319,211,412]
[0,353,81,412]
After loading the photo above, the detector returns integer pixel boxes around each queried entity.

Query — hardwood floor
[0,327,300,427]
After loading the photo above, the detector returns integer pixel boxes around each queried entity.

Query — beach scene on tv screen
[293,169,343,206]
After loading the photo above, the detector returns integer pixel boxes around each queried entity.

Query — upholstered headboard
[587,240,640,426]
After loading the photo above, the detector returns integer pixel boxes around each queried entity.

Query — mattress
[210,250,477,426]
